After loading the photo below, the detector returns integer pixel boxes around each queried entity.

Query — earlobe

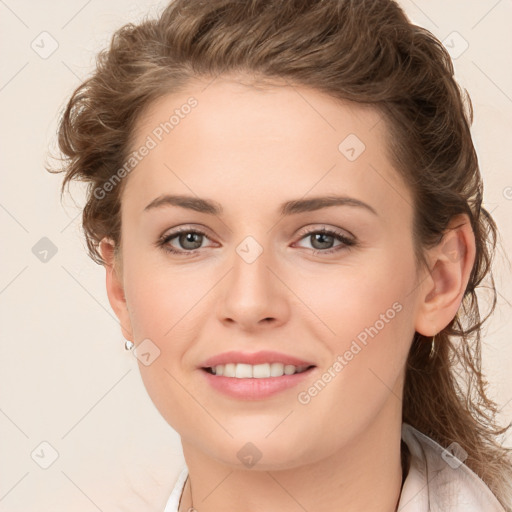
[99,238,134,342]
[415,214,476,337]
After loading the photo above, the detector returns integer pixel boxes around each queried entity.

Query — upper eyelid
[296,225,354,239]
[163,224,352,239]
[162,224,215,240]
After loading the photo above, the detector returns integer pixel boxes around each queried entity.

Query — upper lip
[200,350,316,368]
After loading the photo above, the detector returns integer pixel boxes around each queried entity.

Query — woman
[47,0,512,510]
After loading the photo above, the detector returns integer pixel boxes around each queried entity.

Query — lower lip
[199,367,316,400]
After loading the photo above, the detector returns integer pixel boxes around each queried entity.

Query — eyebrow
[143,194,378,217]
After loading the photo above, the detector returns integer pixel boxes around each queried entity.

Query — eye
[294,227,356,254]
[156,227,213,256]
[156,225,356,257]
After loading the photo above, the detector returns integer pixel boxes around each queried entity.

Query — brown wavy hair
[46,0,512,507]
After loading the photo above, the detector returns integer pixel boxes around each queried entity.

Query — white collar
[164,422,505,512]
[397,422,505,511]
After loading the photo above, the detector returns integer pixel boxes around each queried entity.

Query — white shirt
[164,422,506,511]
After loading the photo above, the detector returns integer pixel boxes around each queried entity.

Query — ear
[99,237,134,342]
[414,214,476,336]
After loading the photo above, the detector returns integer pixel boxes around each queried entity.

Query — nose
[217,245,290,332]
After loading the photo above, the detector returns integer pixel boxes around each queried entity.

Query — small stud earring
[124,340,134,351]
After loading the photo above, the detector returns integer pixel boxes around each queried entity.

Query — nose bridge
[218,234,288,327]
[231,235,275,305]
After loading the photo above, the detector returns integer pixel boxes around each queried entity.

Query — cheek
[296,251,413,341]
[122,258,210,390]
[296,248,416,401]
[335,272,414,411]
[123,251,204,340]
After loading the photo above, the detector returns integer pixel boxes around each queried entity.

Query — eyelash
[156,226,356,258]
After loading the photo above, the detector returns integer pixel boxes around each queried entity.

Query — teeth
[209,362,310,378]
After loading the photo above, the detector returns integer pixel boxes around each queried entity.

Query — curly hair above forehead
[46,0,512,507]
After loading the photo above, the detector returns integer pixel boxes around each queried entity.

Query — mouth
[199,363,317,400]
[201,362,316,378]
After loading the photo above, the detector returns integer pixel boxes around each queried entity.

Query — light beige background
[1,1,511,510]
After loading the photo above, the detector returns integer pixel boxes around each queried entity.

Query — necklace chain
[178,475,194,512]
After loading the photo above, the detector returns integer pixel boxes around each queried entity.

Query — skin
[100,75,476,512]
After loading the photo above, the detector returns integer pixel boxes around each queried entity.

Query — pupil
[181,232,202,249]
[312,233,333,249]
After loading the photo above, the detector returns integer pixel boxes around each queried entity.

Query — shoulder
[398,422,506,512]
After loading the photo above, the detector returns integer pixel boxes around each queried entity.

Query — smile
[204,362,314,378]
[200,364,317,400]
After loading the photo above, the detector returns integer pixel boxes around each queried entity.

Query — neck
[178,409,405,512]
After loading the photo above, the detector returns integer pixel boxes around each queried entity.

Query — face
[110,76,424,469]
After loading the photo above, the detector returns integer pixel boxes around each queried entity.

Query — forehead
[123,77,412,221]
